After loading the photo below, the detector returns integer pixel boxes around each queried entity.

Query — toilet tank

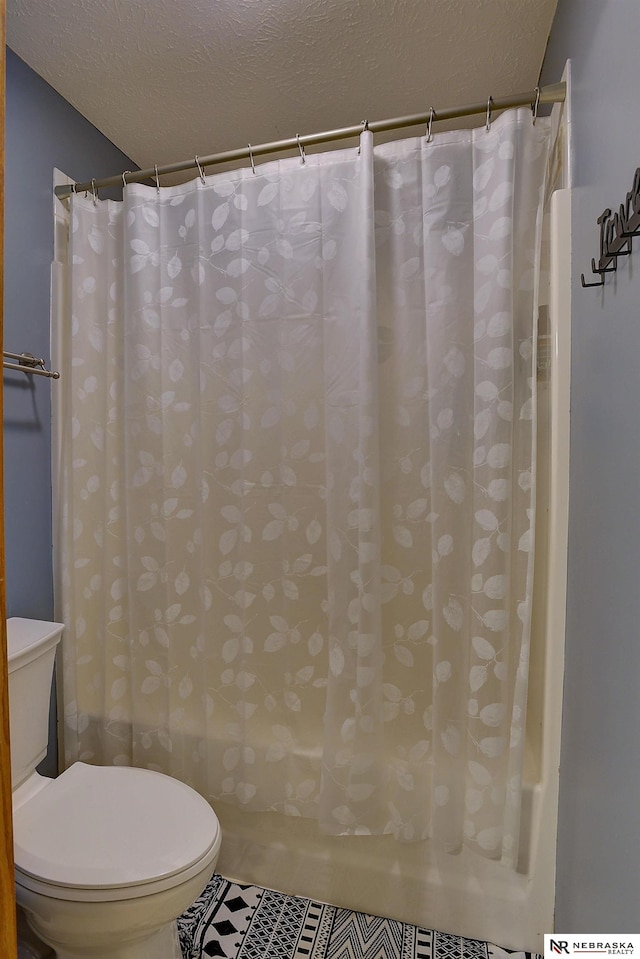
[7,618,65,789]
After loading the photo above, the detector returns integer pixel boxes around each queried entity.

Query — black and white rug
[177,874,541,959]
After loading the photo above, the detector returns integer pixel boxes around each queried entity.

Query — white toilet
[8,617,222,959]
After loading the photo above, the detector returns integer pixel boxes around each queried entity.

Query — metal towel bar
[3,351,60,379]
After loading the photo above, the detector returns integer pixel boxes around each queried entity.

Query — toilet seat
[13,762,221,902]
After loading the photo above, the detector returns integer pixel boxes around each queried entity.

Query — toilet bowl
[8,618,222,959]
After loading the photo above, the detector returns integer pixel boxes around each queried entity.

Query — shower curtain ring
[531,86,541,125]
[90,179,98,205]
[248,144,256,175]
[357,120,369,155]
[122,171,131,189]
[195,155,206,184]
[426,107,436,143]
[154,164,161,193]
[296,134,306,165]
[486,95,494,131]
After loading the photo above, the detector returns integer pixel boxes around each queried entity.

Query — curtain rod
[54,82,565,201]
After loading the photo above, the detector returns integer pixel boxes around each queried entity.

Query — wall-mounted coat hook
[582,168,640,290]
[581,271,605,289]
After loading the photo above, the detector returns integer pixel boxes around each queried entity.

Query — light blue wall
[541,0,640,931]
[4,48,135,774]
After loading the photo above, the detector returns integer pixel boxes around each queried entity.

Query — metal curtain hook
[531,86,541,125]
[248,144,256,175]
[91,179,98,205]
[426,107,436,143]
[195,155,206,184]
[357,120,370,155]
[486,96,493,131]
[296,134,306,164]
[122,171,131,189]
[154,164,160,193]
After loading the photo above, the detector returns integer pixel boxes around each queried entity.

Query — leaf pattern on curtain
[57,110,550,864]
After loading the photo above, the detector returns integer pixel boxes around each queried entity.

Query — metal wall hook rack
[3,351,60,379]
[581,166,640,288]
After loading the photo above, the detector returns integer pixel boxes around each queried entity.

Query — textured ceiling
[7,0,559,178]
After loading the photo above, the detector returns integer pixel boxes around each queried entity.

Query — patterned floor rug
[177,873,541,959]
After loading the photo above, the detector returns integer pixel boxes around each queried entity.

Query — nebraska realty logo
[544,937,640,958]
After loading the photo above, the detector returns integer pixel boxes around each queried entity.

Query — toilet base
[23,916,181,959]
[17,906,55,958]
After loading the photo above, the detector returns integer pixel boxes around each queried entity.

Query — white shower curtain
[55,109,550,864]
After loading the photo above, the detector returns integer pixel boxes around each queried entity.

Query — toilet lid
[13,762,220,890]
